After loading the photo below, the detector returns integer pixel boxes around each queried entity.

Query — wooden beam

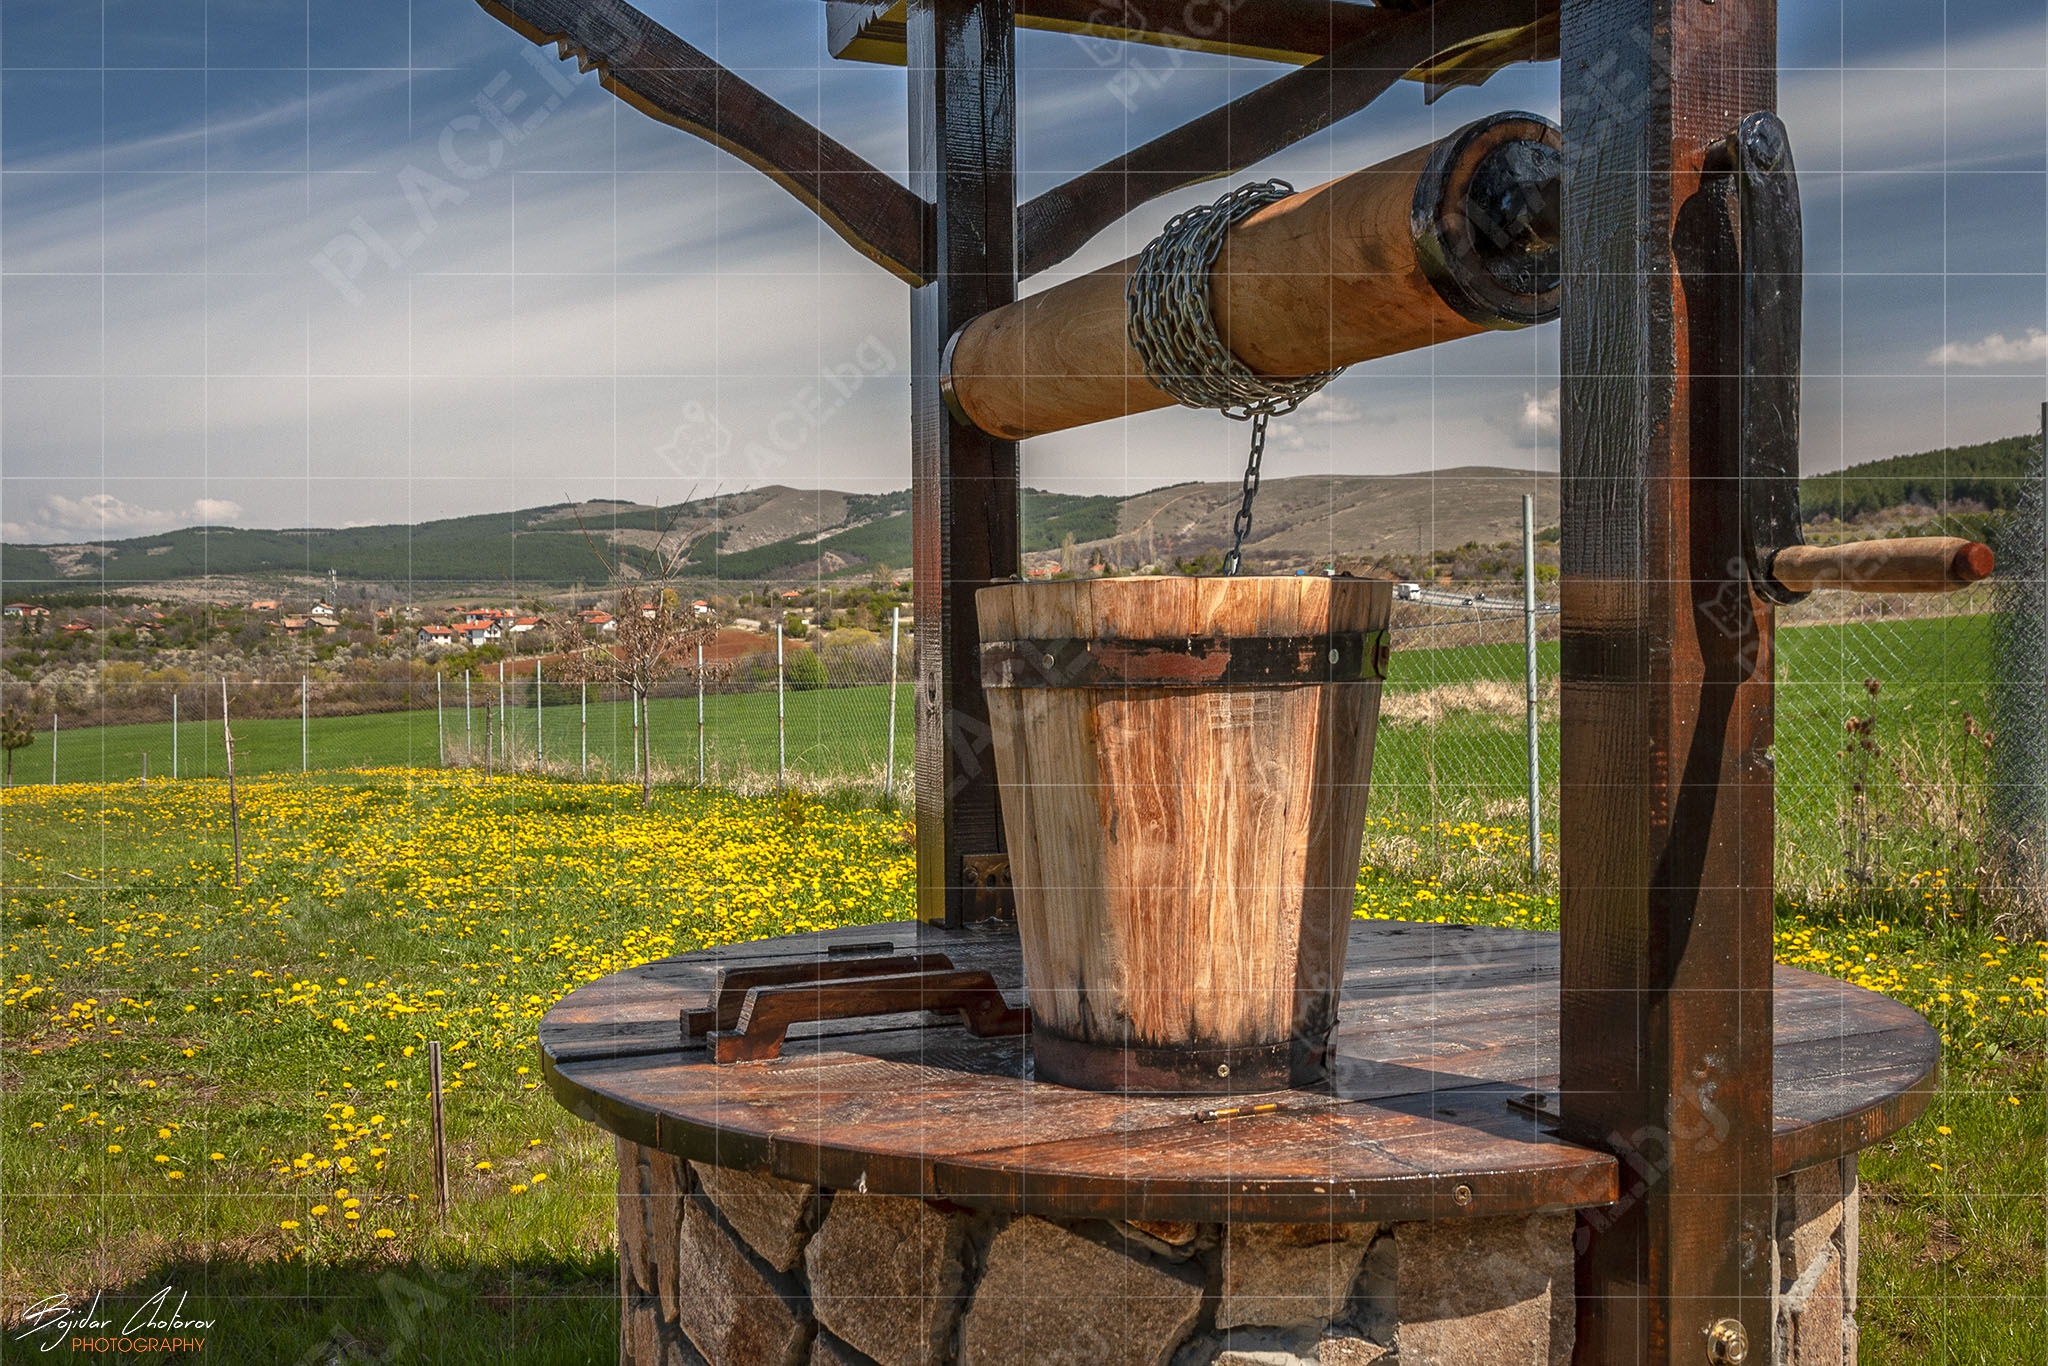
[476,0,933,283]
[909,0,1021,928]
[1555,0,1778,1360]
[831,0,1552,77]
[1016,0,1554,277]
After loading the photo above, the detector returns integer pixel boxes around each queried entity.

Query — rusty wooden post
[908,0,1019,927]
[1556,0,1778,1361]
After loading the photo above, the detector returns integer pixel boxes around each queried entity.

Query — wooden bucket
[977,576,1391,1093]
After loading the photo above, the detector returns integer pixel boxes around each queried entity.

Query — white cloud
[1517,387,1560,440]
[1926,328,2048,370]
[192,498,244,524]
[2,494,243,544]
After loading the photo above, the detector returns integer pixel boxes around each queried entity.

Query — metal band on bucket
[1030,1029,1294,1095]
[981,630,1390,690]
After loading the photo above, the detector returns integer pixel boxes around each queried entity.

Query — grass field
[20,684,914,790]
[0,761,2039,1362]
[0,609,2034,1362]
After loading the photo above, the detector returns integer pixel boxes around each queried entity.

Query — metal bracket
[1733,110,1809,607]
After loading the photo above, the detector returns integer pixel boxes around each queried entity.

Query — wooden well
[977,576,1392,1092]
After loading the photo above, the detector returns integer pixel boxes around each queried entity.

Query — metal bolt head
[1452,1184,1473,1206]
[1216,1063,1231,1078]
[1705,1318,1749,1364]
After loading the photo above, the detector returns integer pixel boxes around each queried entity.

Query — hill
[0,471,1561,591]
[1800,432,2040,522]
[13,430,2024,595]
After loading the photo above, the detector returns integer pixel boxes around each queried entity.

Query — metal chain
[1222,412,1268,576]
[1126,179,1347,574]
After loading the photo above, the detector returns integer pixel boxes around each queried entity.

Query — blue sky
[0,0,2044,541]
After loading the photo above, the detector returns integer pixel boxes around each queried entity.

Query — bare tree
[548,506,719,806]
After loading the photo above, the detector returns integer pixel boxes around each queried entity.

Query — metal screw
[1216,1063,1230,1078]
[1705,1318,1748,1364]
[1328,647,1340,664]
[1042,653,1056,668]
[1452,1184,1473,1206]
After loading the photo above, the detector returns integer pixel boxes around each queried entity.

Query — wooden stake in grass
[222,680,242,889]
[428,1040,449,1220]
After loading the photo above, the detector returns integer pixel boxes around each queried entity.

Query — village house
[417,625,456,648]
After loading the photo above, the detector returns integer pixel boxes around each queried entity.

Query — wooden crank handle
[683,952,956,1038]
[709,970,1032,1064]
[1767,537,1994,596]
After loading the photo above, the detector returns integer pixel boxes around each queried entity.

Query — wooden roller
[1768,537,1995,595]
[940,113,1561,441]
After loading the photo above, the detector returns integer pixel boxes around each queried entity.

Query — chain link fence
[1993,432,2048,915]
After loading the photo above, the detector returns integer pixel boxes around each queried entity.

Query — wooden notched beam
[1015,0,1556,276]
[831,0,1554,88]
[475,0,933,284]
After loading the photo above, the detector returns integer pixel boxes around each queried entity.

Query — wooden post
[886,605,901,800]
[428,1040,449,1219]
[909,0,1020,927]
[1523,494,1540,876]
[1557,0,1778,1360]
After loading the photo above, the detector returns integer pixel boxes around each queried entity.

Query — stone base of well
[617,1138,1859,1366]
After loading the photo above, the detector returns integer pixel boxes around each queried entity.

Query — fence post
[49,713,56,785]
[1523,494,1541,875]
[437,672,446,767]
[301,673,309,774]
[428,1040,449,1220]
[776,620,787,787]
[497,661,507,765]
[696,641,706,786]
[172,692,178,779]
[222,680,241,887]
[581,679,588,778]
[535,659,544,766]
[886,606,901,799]
[632,689,640,779]
[464,669,472,751]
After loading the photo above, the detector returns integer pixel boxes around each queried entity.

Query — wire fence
[8,562,2034,923]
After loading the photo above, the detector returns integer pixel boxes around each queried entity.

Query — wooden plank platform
[539,920,1938,1224]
